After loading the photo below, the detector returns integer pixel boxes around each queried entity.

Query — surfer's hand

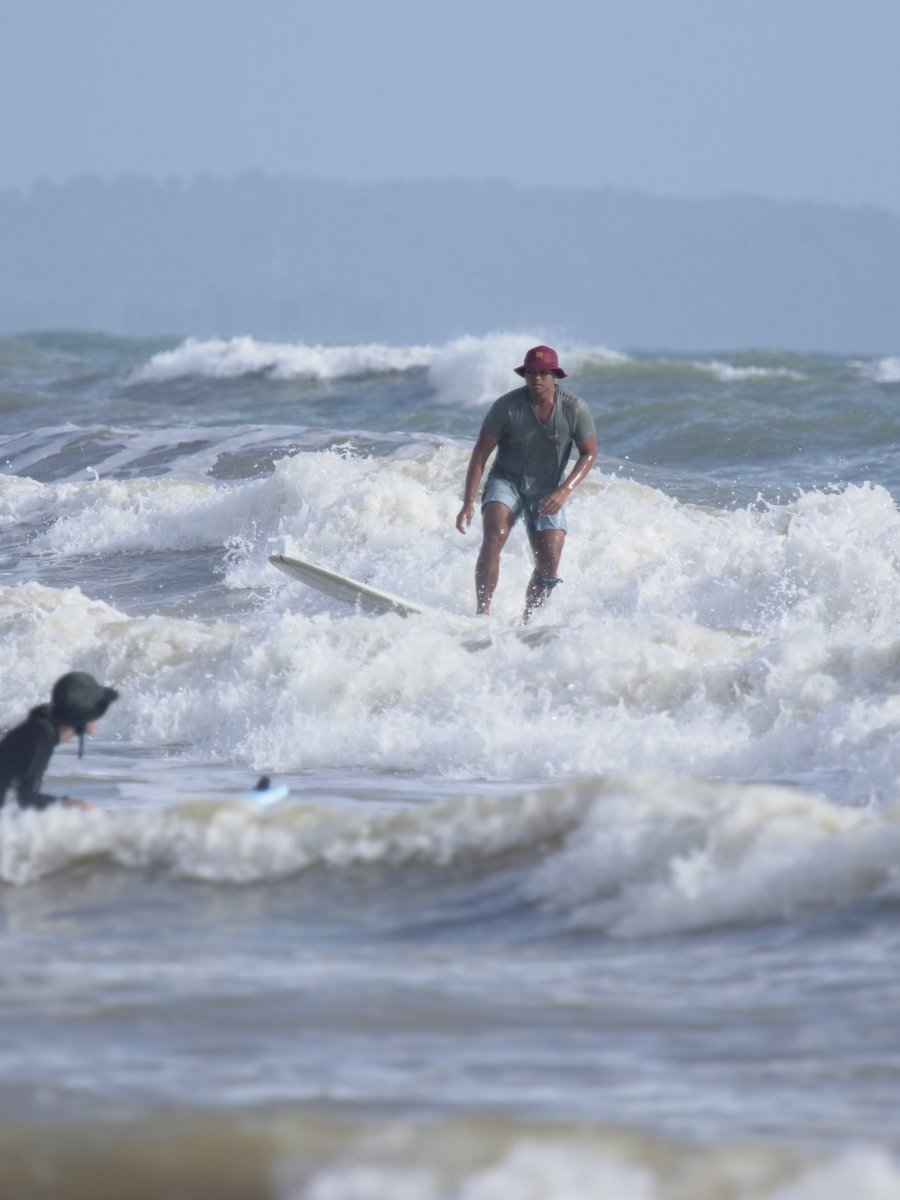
[538,485,570,516]
[456,503,475,533]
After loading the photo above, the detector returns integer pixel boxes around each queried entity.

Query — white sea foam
[695,359,806,383]
[126,332,629,406]
[0,472,52,528]
[0,776,586,886]
[6,770,900,945]
[292,1139,900,1200]
[525,774,900,936]
[127,335,438,383]
[299,1140,658,1200]
[5,448,900,810]
[425,334,628,408]
[862,355,900,384]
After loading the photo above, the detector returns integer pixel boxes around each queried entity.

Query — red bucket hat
[513,345,567,379]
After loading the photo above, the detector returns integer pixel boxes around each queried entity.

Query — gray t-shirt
[482,385,596,500]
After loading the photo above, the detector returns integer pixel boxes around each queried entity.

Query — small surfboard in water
[11,777,290,814]
[235,776,288,808]
[268,553,426,617]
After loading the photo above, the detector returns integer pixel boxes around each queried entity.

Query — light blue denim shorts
[482,475,568,533]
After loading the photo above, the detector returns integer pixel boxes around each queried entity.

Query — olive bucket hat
[50,671,119,757]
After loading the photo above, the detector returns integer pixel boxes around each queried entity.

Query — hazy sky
[4,0,899,213]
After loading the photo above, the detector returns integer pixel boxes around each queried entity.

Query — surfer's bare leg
[475,502,515,615]
[524,529,566,622]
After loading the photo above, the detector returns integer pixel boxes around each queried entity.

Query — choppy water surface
[3,330,900,1197]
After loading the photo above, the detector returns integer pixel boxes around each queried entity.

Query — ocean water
[3,330,900,1197]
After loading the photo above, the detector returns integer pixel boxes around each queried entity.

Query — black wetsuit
[0,704,62,810]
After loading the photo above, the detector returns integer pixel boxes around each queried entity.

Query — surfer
[455,345,597,621]
[0,671,119,810]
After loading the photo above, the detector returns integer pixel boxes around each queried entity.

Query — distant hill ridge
[1,173,898,352]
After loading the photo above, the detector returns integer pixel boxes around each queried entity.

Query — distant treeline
[1,172,898,351]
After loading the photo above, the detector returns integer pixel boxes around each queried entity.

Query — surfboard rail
[268,553,426,617]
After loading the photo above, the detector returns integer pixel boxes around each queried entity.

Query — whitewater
[3,329,900,1198]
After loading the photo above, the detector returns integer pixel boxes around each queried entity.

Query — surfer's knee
[529,528,566,577]
[481,503,514,543]
[479,528,511,560]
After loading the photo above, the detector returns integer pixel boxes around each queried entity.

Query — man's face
[524,370,557,403]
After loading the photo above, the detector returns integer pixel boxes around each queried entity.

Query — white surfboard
[268,553,426,617]
[268,552,562,650]
[36,778,291,814]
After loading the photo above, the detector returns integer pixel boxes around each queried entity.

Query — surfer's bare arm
[538,434,598,516]
[456,429,498,533]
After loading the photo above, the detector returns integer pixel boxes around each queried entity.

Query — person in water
[455,345,597,621]
[0,671,119,810]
